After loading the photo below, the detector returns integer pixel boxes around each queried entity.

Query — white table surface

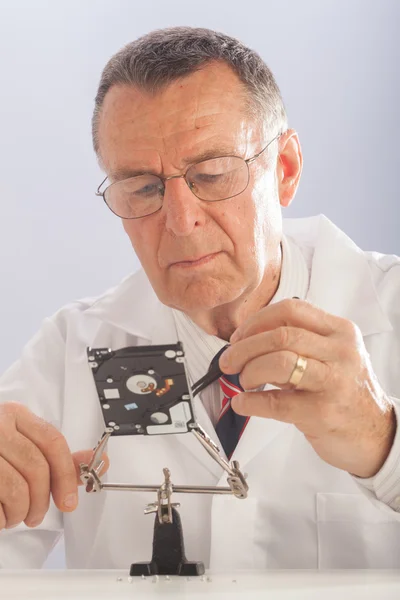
[1,570,400,600]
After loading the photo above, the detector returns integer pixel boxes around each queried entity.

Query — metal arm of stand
[79,424,249,524]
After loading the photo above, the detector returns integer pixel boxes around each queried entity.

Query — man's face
[97,62,285,312]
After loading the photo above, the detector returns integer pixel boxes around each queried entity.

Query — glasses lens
[104,175,164,218]
[187,156,249,201]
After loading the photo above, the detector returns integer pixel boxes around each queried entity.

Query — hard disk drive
[87,343,196,436]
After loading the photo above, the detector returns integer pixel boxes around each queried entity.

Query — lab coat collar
[284,214,393,336]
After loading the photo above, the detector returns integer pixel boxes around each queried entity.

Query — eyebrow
[110,168,155,182]
[182,146,238,165]
[110,146,239,182]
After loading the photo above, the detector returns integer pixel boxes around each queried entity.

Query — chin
[158,277,242,312]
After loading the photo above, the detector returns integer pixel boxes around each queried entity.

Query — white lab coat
[0,214,400,570]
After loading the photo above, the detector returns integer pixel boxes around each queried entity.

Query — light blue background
[0,0,398,568]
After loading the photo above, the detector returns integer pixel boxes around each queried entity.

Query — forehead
[97,62,258,173]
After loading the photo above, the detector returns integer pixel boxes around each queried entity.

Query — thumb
[72,449,110,486]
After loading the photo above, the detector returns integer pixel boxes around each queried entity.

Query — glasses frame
[95,132,282,219]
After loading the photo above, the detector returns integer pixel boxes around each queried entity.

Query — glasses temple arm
[96,176,108,196]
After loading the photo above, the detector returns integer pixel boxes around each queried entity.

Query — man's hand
[0,402,109,531]
[220,299,396,478]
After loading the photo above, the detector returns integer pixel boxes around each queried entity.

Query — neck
[185,245,282,341]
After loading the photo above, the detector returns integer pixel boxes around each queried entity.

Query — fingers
[232,388,316,423]
[238,351,331,392]
[14,407,78,512]
[0,446,110,531]
[0,456,30,528]
[221,326,339,374]
[0,504,6,530]
[230,299,341,342]
[0,403,111,532]
[0,430,50,527]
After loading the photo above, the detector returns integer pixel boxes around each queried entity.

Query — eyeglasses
[96,133,281,219]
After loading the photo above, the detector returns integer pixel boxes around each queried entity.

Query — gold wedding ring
[288,355,308,388]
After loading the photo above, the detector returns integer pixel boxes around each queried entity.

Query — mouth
[170,252,220,269]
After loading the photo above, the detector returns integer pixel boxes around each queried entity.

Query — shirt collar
[270,233,310,304]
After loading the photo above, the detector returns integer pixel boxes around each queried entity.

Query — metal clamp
[189,424,248,499]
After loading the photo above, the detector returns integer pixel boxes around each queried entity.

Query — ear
[276,130,303,208]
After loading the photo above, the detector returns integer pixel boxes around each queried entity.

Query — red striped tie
[215,369,250,460]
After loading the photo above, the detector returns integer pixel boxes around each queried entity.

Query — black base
[130,560,205,577]
[130,507,205,577]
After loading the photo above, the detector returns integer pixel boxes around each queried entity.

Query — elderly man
[0,27,399,570]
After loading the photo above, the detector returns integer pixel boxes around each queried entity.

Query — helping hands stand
[79,425,248,576]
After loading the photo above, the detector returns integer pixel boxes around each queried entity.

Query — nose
[162,177,205,237]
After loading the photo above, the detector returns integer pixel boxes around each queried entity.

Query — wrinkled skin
[97,61,301,340]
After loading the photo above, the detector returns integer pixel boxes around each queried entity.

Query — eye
[132,183,162,197]
[194,172,224,184]
[199,173,222,181]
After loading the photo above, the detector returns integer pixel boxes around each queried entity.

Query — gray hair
[92,26,288,156]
